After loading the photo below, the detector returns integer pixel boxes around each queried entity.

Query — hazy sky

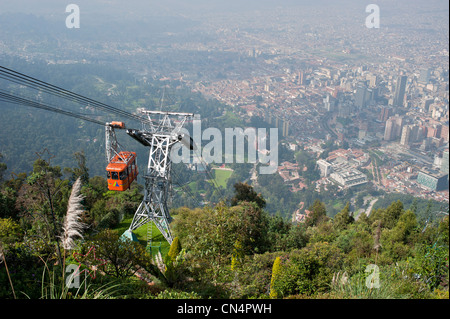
[1,0,447,18]
[0,0,447,45]
[0,0,447,31]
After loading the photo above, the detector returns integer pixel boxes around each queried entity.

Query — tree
[438,215,449,244]
[381,209,418,261]
[172,203,239,285]
[284,224,308,251]
[333,202,354,230]
[163,236,186,287]
[305,199,328,227]
[411,242,449,290]
[230,182,266,209]
[370,200,404,229]
[231,202,268,255]
[0,188,17,220]
[81,176,108,211]
[21,157,70,264]
[86,229,151,279]
[65,151,89,184]
[383,200,404,229]
[167,236,182,264]
[349,229,373,259]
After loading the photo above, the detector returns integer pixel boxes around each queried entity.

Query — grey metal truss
[127,110,193,245]
[105,125,120,163]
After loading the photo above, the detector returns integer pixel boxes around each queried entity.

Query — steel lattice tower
[123,110,194,245]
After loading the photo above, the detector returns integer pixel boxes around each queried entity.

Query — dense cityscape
[168,1,450,208]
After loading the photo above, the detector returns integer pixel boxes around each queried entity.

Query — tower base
[120,229,139,242]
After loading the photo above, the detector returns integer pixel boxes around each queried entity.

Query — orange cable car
[106,151,138,191]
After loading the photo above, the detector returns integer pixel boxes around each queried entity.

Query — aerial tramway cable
[0,66,149,125]
[0,90,106,126]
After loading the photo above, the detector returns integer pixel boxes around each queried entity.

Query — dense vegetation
[0,154,448,299]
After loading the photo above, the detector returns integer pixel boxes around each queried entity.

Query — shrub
[269,243,343,298]
[269,256,282,299]
[0,218,22,247]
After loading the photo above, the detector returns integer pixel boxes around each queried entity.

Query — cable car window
[111,172,119,180]
[107,171,111,179]
[120,170,128,180]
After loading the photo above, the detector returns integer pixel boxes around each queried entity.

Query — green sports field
[213,168,233,188]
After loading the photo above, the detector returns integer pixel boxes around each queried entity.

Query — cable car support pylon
[122,109,194,246]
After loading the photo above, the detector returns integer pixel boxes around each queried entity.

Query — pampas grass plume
[61,177,86,250]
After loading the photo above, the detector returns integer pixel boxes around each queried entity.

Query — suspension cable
[0,90,106,126]
[0,65,150,125]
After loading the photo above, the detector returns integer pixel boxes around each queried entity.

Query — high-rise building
[393,75,407,107]
[355,85,367,108]
[410,125,422,143]
[368,87,378,101]
[435,125,442,138]
[384,115,404,141]
[264,110,272,125]
[420,137,431,151]
[394,116,404,138]
[417,169,448,191]
[426,126,434,138]
[384,119,394,141]
[368,74,378,88]
[400,125,412,146]
[317,159,333,177]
